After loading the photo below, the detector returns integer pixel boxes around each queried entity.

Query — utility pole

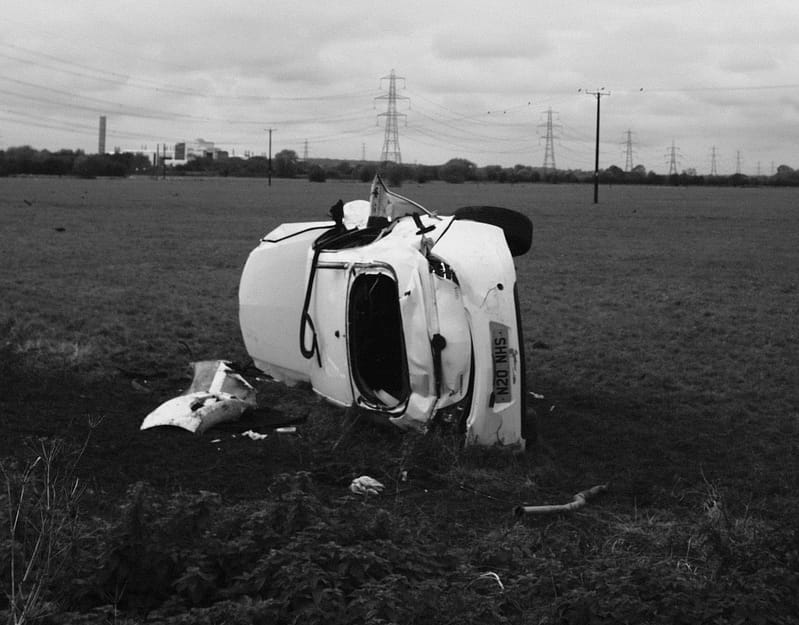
[584,89,610,204]
[375,69,410,164]
[539,108,560,176]
[160,144,167,180]
[267,128,274,186]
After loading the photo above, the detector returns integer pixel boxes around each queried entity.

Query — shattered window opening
[348,273,409,408]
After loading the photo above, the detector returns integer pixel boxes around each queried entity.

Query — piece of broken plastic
[349,475,385,496]
[241,429,268,441]
[140,360,257,434]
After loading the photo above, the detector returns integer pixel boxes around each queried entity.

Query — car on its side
[239,176,534,447]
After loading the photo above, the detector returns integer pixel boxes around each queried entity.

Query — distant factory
[96,116,230,165]
[172,138,229,165]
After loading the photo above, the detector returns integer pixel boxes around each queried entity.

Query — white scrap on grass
[515,484,608,516]
[241,430,268,441]
[140,360,257,434]
[475,572,505,591]
[350,475,385,496]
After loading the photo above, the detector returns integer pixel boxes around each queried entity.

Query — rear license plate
[491,322,511,403]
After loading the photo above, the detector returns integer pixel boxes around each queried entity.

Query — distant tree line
[179,150,799,188]
[597,163,799,187]
[0,146,152,178]
[4,145,799,187]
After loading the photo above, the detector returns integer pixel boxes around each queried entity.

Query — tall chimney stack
[98,116,107,154]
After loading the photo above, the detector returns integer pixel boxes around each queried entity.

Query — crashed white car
[239,176,534,448]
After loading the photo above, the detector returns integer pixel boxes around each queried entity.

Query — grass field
[1,177,798,623]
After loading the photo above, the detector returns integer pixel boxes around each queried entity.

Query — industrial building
[172,138,228,165]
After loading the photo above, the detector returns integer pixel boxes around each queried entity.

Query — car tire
[453,206,533,256]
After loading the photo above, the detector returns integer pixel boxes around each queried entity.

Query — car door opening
[348,272,409,408]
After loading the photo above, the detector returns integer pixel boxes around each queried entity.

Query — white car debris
[140,360,256,434]
[241,429,269,441]
[349,475,385,496]
[239,175,534,448]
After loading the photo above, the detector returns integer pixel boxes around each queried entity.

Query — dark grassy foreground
[1,177,798,624]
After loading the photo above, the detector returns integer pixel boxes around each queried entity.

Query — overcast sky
[2,1,798,174]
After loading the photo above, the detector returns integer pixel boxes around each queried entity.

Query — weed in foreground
[0,437,89,625]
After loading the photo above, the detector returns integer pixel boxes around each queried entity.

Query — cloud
[433,27,550,62]
[718,47,779,75]
[2,0,799,170]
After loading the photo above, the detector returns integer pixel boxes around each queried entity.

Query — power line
[0,42,376,103]
[640,83,799,94]
[0,73,380,136]
[409,106,527,142]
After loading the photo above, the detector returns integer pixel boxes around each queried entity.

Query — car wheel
[453,206,533,256]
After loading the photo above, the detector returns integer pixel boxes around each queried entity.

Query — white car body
[239,177,532,448]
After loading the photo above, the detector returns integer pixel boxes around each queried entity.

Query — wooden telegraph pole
[585,89,610,204]
[267,128,274,186]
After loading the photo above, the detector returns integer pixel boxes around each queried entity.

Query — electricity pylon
[666,140,681,175]
[375,69,410,164]
[623,130,635,172]
[710,146,718,176]
[539,108,560,172]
